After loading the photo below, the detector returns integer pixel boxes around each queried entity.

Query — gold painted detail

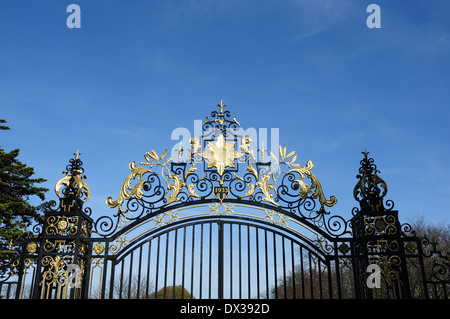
[264,210,288,227]
[26,242,38,254]
[213,186,230,203]
[43,239,76,253]
[154,210,179,227]
[106,149,184,215]
[40,255,82,299]
[104,102,337,235]
[93,243,105,255]
[209,202,234,216]
[364,215,397,235]
[55,151,90,203]
[46,216,79,236]
[200,134,244,176]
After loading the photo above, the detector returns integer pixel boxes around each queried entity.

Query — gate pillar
[351,151,410,299]
[33,152,92,299]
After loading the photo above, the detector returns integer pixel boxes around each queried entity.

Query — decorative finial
[175,142,184,163]
[55,152,90,211]
[258,141,267,162]
[353,151,392,213]
[363,149,369,159]
[217,99,226,114]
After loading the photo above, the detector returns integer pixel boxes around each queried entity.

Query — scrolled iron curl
[276,184,293,199]
[230,178,246,194]
[32,223,43,236]
[188,172,213,197]
[431,260,450,282]
[93,215,116,237]
[126,197,143,215]
[325,215,352,237]
[301,197,317,214]
[351,206,360,216]
[400,222,414,236]
[171,165,185,177]
[83,206,92,217]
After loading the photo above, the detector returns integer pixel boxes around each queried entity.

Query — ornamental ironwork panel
[1,101,449,299]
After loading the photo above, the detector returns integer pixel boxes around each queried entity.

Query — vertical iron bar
[318,259,323,299]
[300,246,305,299]
[190,225,195,299]
[181,226,187,299]
[218,220,224,299]
[119,260,124,299]
[256,227,260,299]
[164,232,169,299]
[247,225,251,298]
[209,222,212,299]
[173,229,178,299]
[282,236,287,299]
[154,236,160,299]
[137,245,143,298]
[100,242,109,299]
[264,229,269,299]
[128,251,134,299]
[308,252,313,298]
[199,223,204,299]
[273,232,278,299]
[146,238,152,299]
[238,224,242,299]
[291,241,296,299]
[109,262,116,299]
[327,260,333,300]
[334,242,342,299]
[230,223,233,298]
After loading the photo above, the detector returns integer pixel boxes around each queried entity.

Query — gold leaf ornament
[256,174,278,206]
[200,135,244,176]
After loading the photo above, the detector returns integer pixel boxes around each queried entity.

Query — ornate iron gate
[1,102,449,299]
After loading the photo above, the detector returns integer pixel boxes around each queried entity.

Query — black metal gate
[1,102,449,299]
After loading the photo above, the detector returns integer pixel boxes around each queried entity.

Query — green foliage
[148,285,195,299]
[0,119,50,258]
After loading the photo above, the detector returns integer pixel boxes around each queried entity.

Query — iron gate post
[351,151,411,299]
[32,153,93,299]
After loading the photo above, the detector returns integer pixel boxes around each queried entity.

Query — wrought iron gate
[1,102,449,299]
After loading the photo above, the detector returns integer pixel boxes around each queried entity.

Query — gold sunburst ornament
[200,135,244,176]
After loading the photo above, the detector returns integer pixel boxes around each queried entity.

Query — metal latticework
[1,102,448,299]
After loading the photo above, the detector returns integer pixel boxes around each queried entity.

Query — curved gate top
[72,100,355,300]
[97,100,347,240]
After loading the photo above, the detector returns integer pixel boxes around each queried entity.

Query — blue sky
[1,0,449,227]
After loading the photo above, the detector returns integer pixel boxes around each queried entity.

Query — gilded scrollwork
[55,150,90,205]
[99,101,343,237]
[46,216,79,236]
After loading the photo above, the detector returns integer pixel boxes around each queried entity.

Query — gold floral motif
[256,174,277,206]
[264,210,288,227]
[200,135,244,176]
[93,243,105,255]
[26,242,37,254]
[46,216,78,236]
[154,210,179,227]
[209,202,234,216]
